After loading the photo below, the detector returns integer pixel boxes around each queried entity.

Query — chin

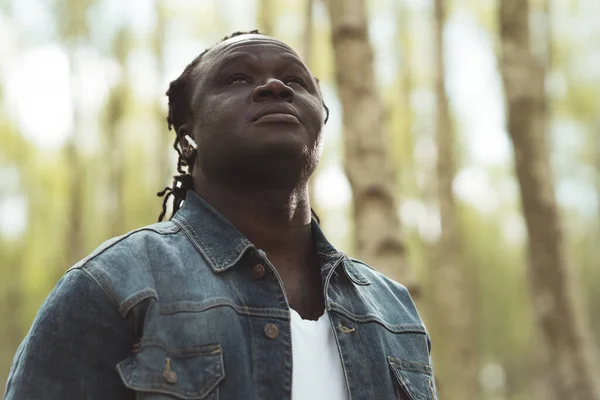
[213,148,314,190]
[248,125,309,146]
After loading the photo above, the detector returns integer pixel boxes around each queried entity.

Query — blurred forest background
[1,0,599,399]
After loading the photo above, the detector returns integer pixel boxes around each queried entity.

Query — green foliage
[1,1,599,397]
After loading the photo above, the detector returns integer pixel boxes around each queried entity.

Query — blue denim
[5,191,437,400]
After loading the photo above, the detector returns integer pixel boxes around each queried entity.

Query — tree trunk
[63,149,84,267]
[499,1,600,399]
[4,247,24,356]
[393,0,417,196]
[105,28,129,237]
[154,0,173,194]
[64,51,85,270]
[57,0,95,269]
[325,0,410,286]
[595,119,600,233]
[430,0,479,399]
[301,0,314,66]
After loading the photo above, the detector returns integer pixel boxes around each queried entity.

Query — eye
[226,75,250,85]
[285,77,306,87]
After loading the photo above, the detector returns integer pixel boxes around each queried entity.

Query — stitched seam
[78,265,123,311]
[174,217,252,272]
[69,224,180,271]
[329,303,426,333]
[350,294,373,399]
[389,366,420,400]
[348,257,375,270]
[173,218,219,269]
[117,381,222,400]
[136,339,222,357]
[220,240,253,268]
[249,302,260,400]
[118,289,158,317]
[282,309,294,398]
[344,261,370,285]
[158,300,290,319]
[182,218,220,266]
[221,271,261,398]
[323,260,353,400]
[388,359,433,374]
[428,378,436,398]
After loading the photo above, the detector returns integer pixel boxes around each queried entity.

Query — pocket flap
[117,341,225,400]
[388,356,436,400]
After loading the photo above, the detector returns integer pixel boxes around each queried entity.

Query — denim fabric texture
[4,191,437,400]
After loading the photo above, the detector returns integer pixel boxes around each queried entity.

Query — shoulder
[72,221,182,270]
[346,257,421,321]
[68,221,186,316]
[348,257,410,293]
[4,268,134,399]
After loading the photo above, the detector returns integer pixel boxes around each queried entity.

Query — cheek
[306,101,324,133]
[197,94,247,128]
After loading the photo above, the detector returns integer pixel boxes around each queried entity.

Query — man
[5,31,437,400]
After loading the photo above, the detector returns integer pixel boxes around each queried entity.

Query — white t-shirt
[290,308,349,400]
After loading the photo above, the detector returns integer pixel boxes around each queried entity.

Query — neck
[192,175,314,261]
[192,173,325,320]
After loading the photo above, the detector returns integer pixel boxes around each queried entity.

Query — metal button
[162,358,177,384]
[264,323,279,339]
[163,369,178,384]
[252,263,266,280]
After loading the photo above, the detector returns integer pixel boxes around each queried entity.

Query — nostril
[252,80,294,102]
[281,88,293,98]
[258,89,273,98]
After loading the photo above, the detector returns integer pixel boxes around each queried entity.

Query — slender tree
[393,0,417,196]
[301,0,314,66]
[54,0,96,268]
[430,0,479,398]
[595,118,600,233]
[326,0,410,285]
[499,0,600,398]
[0,91,27,383]
[104,27,130,237]
[153,0,173,195]
[257,0,275,36]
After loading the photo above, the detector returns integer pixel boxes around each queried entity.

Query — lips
[252,105,301,124]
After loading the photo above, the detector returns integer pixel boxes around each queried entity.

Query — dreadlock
[157,30,329,223]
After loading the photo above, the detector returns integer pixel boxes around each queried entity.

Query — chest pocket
[117,340,225,400]
[388,356,437,400]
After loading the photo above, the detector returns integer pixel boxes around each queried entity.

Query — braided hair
[157,30,329,222]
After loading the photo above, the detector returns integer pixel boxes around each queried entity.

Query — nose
[252,79,294,103]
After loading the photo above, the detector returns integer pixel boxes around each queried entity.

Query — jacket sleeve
[4,268,135,400]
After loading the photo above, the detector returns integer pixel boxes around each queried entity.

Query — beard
[194,129,323,192]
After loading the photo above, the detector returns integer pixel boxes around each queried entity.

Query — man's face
[183,34,325,190]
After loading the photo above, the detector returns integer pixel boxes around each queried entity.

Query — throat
[271,257,325,321]
[256,226,325,320]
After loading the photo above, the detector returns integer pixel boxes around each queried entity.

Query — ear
[177,125,197,158]
[314,77,329,124]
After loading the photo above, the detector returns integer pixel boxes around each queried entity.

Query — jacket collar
[172,190,254,273]
[173,190,369,285]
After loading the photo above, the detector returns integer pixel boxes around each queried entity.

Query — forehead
[197,35,307,75]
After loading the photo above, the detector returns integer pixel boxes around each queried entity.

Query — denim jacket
[5,191,437,400]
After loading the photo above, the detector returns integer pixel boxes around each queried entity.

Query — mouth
[254,113,300,123]
[252,105,301,124]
